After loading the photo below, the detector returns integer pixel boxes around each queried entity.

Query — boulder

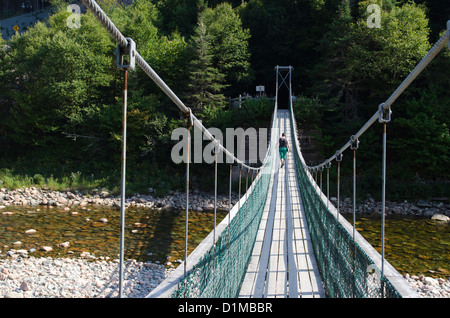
[431,214,450,223]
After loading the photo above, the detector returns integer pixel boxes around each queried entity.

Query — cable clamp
[378,103,392,123]
[182,108,194,129]
[335,151,343,162]
[116,37,136,71]
[214,140,221,154]
[325,161,332,169]
[350,135,360,150]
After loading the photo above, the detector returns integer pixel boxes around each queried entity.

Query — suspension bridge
[80,0,449,298]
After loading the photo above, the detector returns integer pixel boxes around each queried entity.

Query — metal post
[336,152,343,221]
[337,162,340,220]
[118,69,127,298]
[238,165,242,264]
[116,37,135,299]
[229,164,232,227]
[245,169,249,200]
[181,107,193,295]
[238,165,242,212]
[353,149,356,240]
[185,126,191,280]
[381,123,387,296]
[320,167,323,192]
[350,135,359,241]
[350,135,359,298]
[378,103,391,297]
[289,66,292,110]
[214,142,219,243]
[275,66,279,102]
[326,162,331,210]
[327,167,330,209]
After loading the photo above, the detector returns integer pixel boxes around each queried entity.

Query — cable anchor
[378,103,392,124]
[350,135,360,150]
[116,37,136,71]
[182,107,194,129]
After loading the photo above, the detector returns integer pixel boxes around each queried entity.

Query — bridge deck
[239,110,325,298]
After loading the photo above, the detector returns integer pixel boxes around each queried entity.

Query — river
[1,205,448,279]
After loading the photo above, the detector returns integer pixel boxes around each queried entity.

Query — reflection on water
[344,214,450,278]
[0,205,227,267]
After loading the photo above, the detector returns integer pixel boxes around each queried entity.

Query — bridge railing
[288,25,449,297]
[289,96,417,298]
[148,103,278,298]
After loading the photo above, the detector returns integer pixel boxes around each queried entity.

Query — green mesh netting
[289,107,401,298]
[170,108,278,298]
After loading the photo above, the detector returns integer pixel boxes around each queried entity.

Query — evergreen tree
[186,20,227,116]
[201,2,252,96]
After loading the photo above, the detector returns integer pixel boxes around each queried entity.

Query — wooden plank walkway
[239,109,325,298]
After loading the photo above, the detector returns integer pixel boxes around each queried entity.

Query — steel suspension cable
[335,152,343,221]
[350,135,359,242]
[183,118,193,293]
[214,142,219,243]
[118,68,127,298]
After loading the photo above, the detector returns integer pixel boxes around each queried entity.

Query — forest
[0,0,449,200]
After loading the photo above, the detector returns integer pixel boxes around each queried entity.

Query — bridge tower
[275,66,293,109]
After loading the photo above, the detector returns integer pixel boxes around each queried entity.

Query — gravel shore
[1,252,448,298]
[404,274,450,298]
[0,187,239,212]
[0,255,173,298]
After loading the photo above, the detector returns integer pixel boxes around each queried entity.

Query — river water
[1,206,448,278]
[0,205,227,267]
[344,214,449,278]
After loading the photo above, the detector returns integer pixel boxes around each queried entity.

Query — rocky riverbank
[0,255,173,298]
[1,253,448,298]
[2,187,448,219]
[336,196,450,221]
[0,187,239,212]
[404,274,450,298]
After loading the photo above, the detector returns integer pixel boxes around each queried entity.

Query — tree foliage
[186,20,227,115]
[0,0,448,197]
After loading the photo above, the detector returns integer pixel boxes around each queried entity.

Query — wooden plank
[284,162,299,298]
[239,109,325,299]
[253,160,279,298]
[239,150,278,297]
[266,174,283,297]
[276,172,287,297]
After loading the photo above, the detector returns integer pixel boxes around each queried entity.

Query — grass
[0,166,186,198]
[0,168,115,193]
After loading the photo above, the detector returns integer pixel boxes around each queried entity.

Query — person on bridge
[278,133,291,168]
